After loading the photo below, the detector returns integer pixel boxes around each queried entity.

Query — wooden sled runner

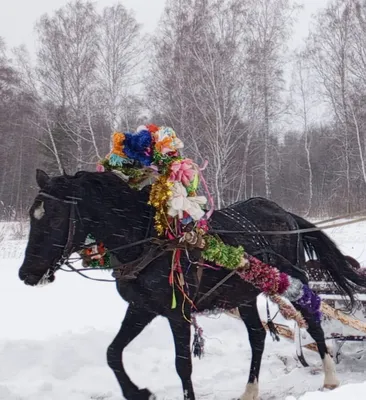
[227,298,366,366]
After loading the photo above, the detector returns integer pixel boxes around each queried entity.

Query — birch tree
[290,55,316,215]
[348,0,366,186]
[149,0,258,207]
[97,4,142,131]
[306,0,354,212]
[147,0,195,143]
[244,0,299,198]
[36,0,98,170]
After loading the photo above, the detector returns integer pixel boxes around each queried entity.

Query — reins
[208,215,366,236]
[59,262,117,282]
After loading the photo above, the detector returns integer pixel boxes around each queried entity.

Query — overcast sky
[0,0,329,54]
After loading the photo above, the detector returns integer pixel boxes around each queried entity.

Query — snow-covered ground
[1,220,366,400]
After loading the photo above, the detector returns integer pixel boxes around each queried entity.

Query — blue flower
[123,130,153,166]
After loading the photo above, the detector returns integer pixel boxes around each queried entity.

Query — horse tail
[290,213,366,311]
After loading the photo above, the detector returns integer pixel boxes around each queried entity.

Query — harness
[36,190,306,312]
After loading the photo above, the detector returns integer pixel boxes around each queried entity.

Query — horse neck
[84,177,153,261]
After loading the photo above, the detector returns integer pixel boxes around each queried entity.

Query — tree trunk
[264,64,271,199]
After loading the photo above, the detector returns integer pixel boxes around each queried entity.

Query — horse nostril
[23,274,41,286]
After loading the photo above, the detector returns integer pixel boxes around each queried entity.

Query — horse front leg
[168,315,195,400]
[237,299,266,400]
[107,304,157,400]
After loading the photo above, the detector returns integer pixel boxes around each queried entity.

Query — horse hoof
[132,388,156,400]
[323,383,339,390]
[237,380,259,400]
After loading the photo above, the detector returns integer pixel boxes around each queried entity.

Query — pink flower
[96,163,105,172]
[169,159,195,187]
[197,219,209,232]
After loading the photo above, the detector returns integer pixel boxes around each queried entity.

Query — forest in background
[1,0,366,220]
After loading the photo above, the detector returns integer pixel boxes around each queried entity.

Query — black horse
[18,170,366,400]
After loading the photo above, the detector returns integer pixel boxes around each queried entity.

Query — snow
[1,220,366,399]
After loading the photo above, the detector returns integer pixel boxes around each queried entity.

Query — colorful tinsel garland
[79,234,111,269]
[237,254,290,296]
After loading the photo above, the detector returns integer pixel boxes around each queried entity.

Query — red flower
[147,124,159,134]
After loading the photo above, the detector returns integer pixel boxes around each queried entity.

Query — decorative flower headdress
[97,124,208,236]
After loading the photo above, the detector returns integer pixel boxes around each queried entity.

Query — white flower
[136,125,148,133]
[155,127,184,154]
[167,182,207,221]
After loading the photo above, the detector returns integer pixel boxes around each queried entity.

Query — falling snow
[1,220,366,399]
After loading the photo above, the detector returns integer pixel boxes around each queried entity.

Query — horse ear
[36,169,50,189]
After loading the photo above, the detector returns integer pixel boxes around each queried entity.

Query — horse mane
[46,170,150,206]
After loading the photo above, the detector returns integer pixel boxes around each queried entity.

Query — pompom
[123,130,153,166]
[295,284,322,323]
[111,132,126,157]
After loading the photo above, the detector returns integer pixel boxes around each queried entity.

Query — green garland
[100,158,153,188]
[202,235,244,270]
[152,149,182,175]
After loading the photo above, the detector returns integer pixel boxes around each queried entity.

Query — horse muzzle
[19,269,55,286]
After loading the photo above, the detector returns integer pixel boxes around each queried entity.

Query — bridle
[37,190,158,283]
[38,191,80,279]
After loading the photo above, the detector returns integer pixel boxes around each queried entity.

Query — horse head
[19,169,152,286]
[18,169,85,285]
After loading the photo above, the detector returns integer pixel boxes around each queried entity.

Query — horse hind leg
[237,299,266,400]
[294,303,340,390]
[322,352,339,389]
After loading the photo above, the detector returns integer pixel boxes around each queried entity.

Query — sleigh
[227,259,366,365]
[306,260,366,364]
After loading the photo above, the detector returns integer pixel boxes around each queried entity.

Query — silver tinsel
[84,234,95,246]
[283,277,304,302]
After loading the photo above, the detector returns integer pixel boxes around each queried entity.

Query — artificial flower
[123,131,153,166]
[167,182,207,221]
[96,163,105,172]
[136,125,148,132]
[169,159,195,187]
[108,132,132,166]
[147,124,160,134]
[155,135,174,155]
[111,132,126,157]
[154,127,184,155]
